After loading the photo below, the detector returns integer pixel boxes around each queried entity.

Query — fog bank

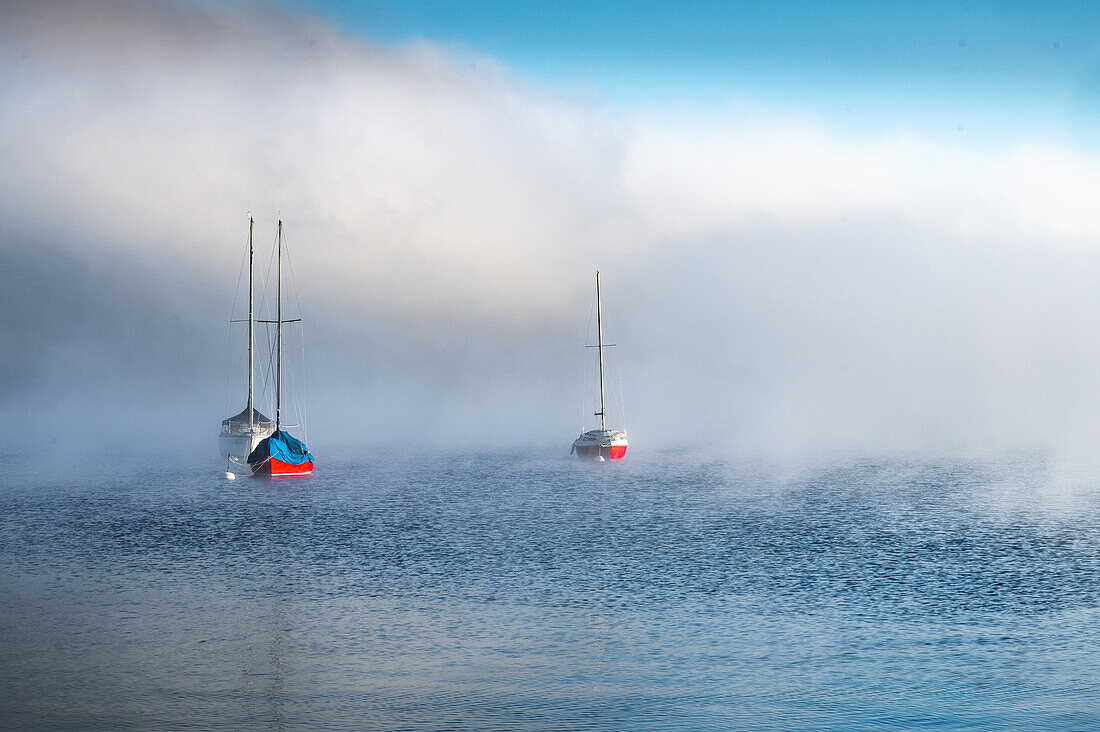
[4,1,1100,462]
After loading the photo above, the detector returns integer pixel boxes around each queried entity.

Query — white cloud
[625,114,1100,246]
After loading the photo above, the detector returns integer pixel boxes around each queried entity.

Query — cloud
[626,112,1100,245]
[4,0,1100,460]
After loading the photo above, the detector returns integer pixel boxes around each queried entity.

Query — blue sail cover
[248,430,314,465]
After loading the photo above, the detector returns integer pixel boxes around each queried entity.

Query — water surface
[3,452,1100,729]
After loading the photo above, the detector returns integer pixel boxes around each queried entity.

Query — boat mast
[247,215,254,434]
[275,217,282,432]
[596,271,605,432]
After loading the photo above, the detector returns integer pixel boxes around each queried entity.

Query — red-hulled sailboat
[247,218,314,478]
[572,271,628,460]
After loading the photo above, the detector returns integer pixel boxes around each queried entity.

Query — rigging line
[274,241,306,440]
[256,223,273,321]
[298,318,308,442]
[601,289,624,431]
[225,228,251,417]
[224,320,234,419]
[254,258,274,420]
[282,328,301,436]
[259,225,279,327]
[580,283,596,432]
[280,226,306,319]
[298,333,307,440]
[231,230,248,321]
[256,322,277,417]
[266,320,278,397]
[255,339,271,411]
[229,338,250,402]
[615,347,627,433]
[276,226,307,440]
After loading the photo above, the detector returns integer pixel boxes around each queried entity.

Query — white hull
[219,431,272,467]
[572,429,628,460]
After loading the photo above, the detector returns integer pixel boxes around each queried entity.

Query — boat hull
[573,443,628,460]
[250,457,314,478]
[572,429,628,460]
[219,433,273,472]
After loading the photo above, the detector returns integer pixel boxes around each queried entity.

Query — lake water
[3,451,1100,730]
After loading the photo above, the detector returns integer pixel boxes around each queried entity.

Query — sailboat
[246,218,314,478]
[220,216,275,473]
[571,271,628,460]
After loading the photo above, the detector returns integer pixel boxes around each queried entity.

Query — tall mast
[247,215,254,433]
[275,217,282,432]
[596,271,605,432]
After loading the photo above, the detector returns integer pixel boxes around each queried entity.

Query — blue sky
[305,0,1100,143]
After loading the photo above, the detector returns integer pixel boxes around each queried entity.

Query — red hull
[574,444,628,460]
[251,457,314,478]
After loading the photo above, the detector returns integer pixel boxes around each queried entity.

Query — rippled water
[3,452,1100,729]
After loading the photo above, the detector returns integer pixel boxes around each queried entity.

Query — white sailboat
[220,216,274,473]
[572,271,628,460]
